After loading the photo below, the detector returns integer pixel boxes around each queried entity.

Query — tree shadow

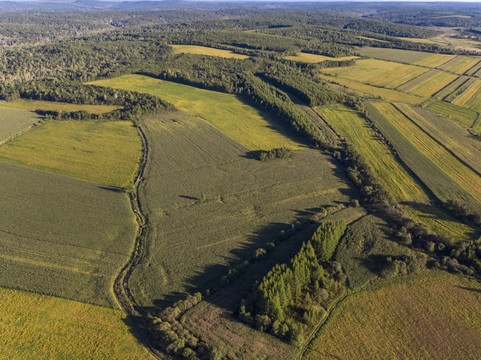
[179,194,199,201]
[457,286,481,294]
[98,185,125,193]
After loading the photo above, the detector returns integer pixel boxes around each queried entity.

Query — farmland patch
[0,99,120,114]
[170,44,250,59]
[0,107,41,143]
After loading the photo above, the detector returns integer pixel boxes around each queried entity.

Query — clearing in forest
[305,271,481,360]
[128,111,354,306]
[170,44,250,59]
[284,52,358,63]
[357,47,432,63]
[0,161,136,306]
[0,120,142,188]
[89,74,302,150]
[0,107,41,143]
[0,287,150,360]
[320,59,428,89]
[0,99,120,114]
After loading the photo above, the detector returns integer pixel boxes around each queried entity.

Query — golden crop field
[305,271,481,360]
[406,71,459,97]
[413,53,456,67]
[0,99,120,114]
[0,287,150,360]
[375,102,481,202]
[284,52,358,63]
[445,56,481,75]
[320,59,428,89]
[170,44,250,59]
[319,74,425,104]
[89,74,302,151]
[453,79,481,106]
[461,81,481,112]
[0,120,142,188]
[316,104,429,203]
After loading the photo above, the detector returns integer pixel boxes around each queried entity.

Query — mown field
[129,111,354,306]
[0,161,136,306]
[378,103,481,203]
[318,74,424,104]
[0,287,150,360]
[443,56,481,75]
[89,74,302,150]
[320,59,428,89]
[0,107,41,143]
[304,271,481,360]
[170,44,250,59]
[0,99,120,114]
[0,120,142,188]
[452,78,481,108]
[284,52,358,63]
[405,71,459,97]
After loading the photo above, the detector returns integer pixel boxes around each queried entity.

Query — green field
[374,102,481,204]
[0,161,136,306]
[320,59,428,89]
[89,74,302,150]
[128,111,354,306]
[406,71,459,97]
[284,52,358,63]
[170,44,250,59]
[316,104,429,203]
[413,53,456,68]
[0,287,150,359]
[0,120,142,188]
[319,74,425,104]
[0,107,41,143]
[305,271,481,360]
[358,47,432,63]
[427,101,478,127]
[0,99,120,114]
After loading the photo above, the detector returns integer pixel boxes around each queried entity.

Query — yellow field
[375,102,481,202]
[0,99,120,114]
[413,53,456,67]
[305,271,481,360]
[89,74,302,150]
[396,37,443,45]
[319,74,425,104]
[0,287,150,360]
[407,71,459,97]
[0,120,142,188]
[445,56,481,75]
[170,44,249,59]
[284,52,358,63]
[320,59,428,89]
[453,79,481,106]
[316,104,429,203]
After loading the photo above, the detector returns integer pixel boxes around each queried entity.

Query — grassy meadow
[0,120,142,188]
[129,111,353,306]
[0,287,150,360]
[320,59,428,89]
[284,52,358,63]
[0,99,120,114]
[357,47,432,63]
[170,44,249,59]
[0,161,136,306]
[305,271,481,360]
[89,74,302,150]
[0,107,41,143]
[427,101,478,127]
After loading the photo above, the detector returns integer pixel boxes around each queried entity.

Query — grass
[319,74,425,104]
[406,71,459,97]
[128,111,354,306]
[358,47,432,63]
[0,99,120,114]
[374,102,481,205]
[0,287,150,360]
[453,78,481,107]
[284,52,358,63]
[170,44,249,59]
[89,74,302,151]
[335,215,410,289]
[0,120,142,188]
[445,56,481,75]
[0,107,41,143]
[0,161,137,306]
[320,59,428,89]
[316,104,429,203]
[413,53,457,67]
[305,271,481,360]
[427,101,477,128]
